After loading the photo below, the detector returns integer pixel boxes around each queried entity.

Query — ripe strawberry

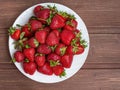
[35,54,45,67]
[23,47,35,62]
[13,51,25,62]
[34,5,43,14]
[61,54,73,68]
[43,27,51,34]
[52,65,66,76]
[38,62,53,75]
[35,9,50,23]
[50,14,65,29]
[8,27,21,40]
[30,20,42,31]
[55,43,67,56]
[28,37,39,48]
[52,29,60,37]
[47,53,61,61]
[64,19,78,31]
[46,31,59,46]
[21,24,31,37]
[35,30,47,44]
[37,44,51,54]
[74,45,84,54]
[23,61,36,75]
[60,29,75,45]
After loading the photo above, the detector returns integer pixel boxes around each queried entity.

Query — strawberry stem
[59,70,66,78]
[50,60,60,67]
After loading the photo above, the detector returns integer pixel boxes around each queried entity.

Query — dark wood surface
[0,0,120,90]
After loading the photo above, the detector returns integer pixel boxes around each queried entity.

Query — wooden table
[0,0,120,90]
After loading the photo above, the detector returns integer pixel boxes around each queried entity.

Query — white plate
[9,3,90,83]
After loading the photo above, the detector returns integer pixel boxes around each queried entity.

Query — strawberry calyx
[35,53,44,56]
[34,38,39,47]
[66,20,74,27]
[50,60,60,67]
[46,11,55,25]
[24,58,29,63]
[47,5,58,13]
[50,45,57,52]
[11,58,16,63]
[60,47,67,56]
[59,70,66,77]
[8,27,16,35]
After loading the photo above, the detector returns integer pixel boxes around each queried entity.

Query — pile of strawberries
[8,5,87,77]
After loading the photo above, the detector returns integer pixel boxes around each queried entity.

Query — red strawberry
[35,9,50,23]
[28,37,39,48]
[47,53,61,61]
[52,29,60,37]
[43,27,51,34]
[35,30,47,44]
[23,47,35,62]
[60,29,75,45]
[13,51,25,62]
[64,19,78,31]
[55,43,67,56]
[50,14,65,29]
[21,24,31,37]
[66,45,74,55]
[75,45,84,54]
[30,20,42,31]
[23,61,36,75]
[8,27,21,40]
[61,54,73,68]
[35,54,45,67]
[34,5,43,14]
[46,31,59,46]
[38,62,53,75]
[52,65,66,76]
[37,44,51,54]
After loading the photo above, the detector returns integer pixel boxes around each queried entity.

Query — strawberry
[74,45,84,54]
[64,19,78,31]
[35,30,47,44]
[8,27,21,40]
[21,24,31,37]
[46,31,59,46]
[23,61,36,75]
[55,43,67,56]
[35,54,45,67]
[28,37,39,48]
[47,53,61,61]
[61,54,73,68]
[13,51,25,62]
[52,29,60,37]
[30,19,42,31]
[37,44,51,54]
[52,65,66,76]
[38,62,53,75]
[60,29,75,45]
[50,14,65,29]
[34,5,43,14]
[35,9,50,23]
[23,47,35,62]
[43,27,51,34]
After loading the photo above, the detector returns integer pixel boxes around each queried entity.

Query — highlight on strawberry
[9,5,87,77]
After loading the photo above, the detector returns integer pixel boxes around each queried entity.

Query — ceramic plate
[9,3,90,83]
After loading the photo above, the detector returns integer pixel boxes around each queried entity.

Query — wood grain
[0,0,120,90]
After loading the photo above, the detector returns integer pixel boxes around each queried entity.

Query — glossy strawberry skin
[46,32,59,46]
[35,55,45,67]
[47,53,61,61]
[37,44,51,54]
[28,37,39,48]
[30,20,42,31]
[66,45,74,55]
[38,63,53,75]
[50,14,65,29]
[75,45,84,54]
[21,24,31,37]
[52,65,64,76]
[34,5,43,14]
[11,29,21,40]
[23,48,35,62]
[14,51,25,62]
[23,62,36,75]
[61,54,73,68]
[35,9,50,23]
[60,29,75,45]
[55,43,66,56]
[35,30,47,44]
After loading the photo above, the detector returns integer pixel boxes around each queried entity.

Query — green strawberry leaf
[47,5,58,13]
[59,70,66,78]
[50,60,60,67]
[46,11,55,25]
[20,32,25,40]
[34,39,39,47]
[11,58,16,63]
[60,47,67,56]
